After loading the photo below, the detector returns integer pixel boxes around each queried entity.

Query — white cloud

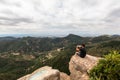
[0,0,120,36]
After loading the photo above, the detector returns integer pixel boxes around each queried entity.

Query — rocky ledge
[18,54,100,80]
[17,66,70,80]
[69,54,100,80]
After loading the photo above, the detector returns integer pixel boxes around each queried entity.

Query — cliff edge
[18,54,100,80]
[17,66,70,80]
[69,54,100,80]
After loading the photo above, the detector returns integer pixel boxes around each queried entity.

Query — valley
[0,34,120,80]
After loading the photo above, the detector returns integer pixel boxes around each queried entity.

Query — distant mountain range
[0,37,16,41]
[0,34,120,54]
[0,34,120,80]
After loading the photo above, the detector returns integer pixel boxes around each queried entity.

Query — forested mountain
[0,34,89,53]
[0,34,120,80]
[0,34,119,54]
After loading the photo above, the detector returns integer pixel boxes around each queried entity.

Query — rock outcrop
[69,54,100,80]
[18,66,70,80]
[18,54,100,80]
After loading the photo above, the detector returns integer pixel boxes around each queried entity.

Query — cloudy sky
[0,0,120,37]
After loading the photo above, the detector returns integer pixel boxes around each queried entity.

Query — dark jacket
[79,48,86,58]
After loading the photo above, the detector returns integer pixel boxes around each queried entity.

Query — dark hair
[81,44,85,47]
[76,45,82,49]
[77,46,82,49]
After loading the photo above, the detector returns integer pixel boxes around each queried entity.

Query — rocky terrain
[18,66,70,80]
[0,34,120,80]
[18,54,100,80]
[69,54,100,80]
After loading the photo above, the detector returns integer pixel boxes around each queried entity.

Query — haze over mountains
[0,0,120,80]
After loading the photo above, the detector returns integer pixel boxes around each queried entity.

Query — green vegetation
[87,40,120,56]
[0,44,75,80]
[0,57,34,80]
[89,51,120,80]
[0,34,86,54]
[0,34,120,80]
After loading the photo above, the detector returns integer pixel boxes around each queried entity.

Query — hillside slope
[18,54,100,80]
[0,34,120,80]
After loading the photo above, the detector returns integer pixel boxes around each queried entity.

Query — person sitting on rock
[76,44,86,58]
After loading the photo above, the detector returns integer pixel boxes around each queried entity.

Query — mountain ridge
[0,34,120,80]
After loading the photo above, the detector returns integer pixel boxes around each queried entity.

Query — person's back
[79,47,86,58]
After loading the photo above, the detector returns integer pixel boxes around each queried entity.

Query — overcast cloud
[0,0,120,37]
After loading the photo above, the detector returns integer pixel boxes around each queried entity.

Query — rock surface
[69,54,100,80]
[18,66,70,80]
[18,54,100,80]
[60,72,70,80]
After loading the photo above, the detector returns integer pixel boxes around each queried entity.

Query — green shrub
[89,51,120,80]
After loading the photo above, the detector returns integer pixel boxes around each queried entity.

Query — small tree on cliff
[89,51,120,80]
